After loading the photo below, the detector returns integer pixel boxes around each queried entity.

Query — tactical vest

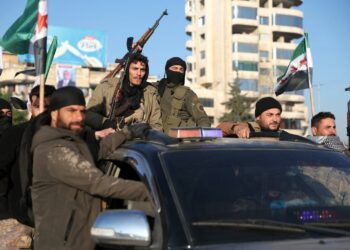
[164,86,196,133]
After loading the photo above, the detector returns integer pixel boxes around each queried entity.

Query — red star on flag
[37,11,47,33]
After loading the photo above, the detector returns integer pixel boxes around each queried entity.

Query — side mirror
[91,210,151,247]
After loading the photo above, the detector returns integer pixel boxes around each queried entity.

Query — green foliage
[219,80,253,123]
[0,92,29,125]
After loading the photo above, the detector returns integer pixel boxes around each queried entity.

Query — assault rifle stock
[104,9,168,123]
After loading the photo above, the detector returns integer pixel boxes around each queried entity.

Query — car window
[161,149,350,245]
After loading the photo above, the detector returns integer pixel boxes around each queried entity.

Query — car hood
[176,237,350,250]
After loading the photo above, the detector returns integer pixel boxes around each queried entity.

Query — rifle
[104,9,168,124]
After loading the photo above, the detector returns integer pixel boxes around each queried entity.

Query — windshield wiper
[192,219,350,236]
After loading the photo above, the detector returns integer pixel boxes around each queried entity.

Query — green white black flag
[0,0,39,54]
[275,33,313,96]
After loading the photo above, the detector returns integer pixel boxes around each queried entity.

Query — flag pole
[39,74,45,112]
[304,33,315,117]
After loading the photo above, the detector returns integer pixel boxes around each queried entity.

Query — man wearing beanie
[86,53,162,131]
[30,86,149,250]
[0,98,12,136]
[157,57,210,134]
[218,96,282,138]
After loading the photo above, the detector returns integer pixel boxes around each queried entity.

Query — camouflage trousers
[0,218,33,250]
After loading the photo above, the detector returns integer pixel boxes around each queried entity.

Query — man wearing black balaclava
[157,57,210,134]
[30,86,150,250]
[86,53,162,131]
[0,98,12,136]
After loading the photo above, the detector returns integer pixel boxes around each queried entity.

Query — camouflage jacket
[86,77,163,131]
[31,126,148,250]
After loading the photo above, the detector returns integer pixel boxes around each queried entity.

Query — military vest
[163,85,196,133]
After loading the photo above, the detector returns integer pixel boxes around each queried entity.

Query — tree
[0,92,28,125]
[219,79,253,122]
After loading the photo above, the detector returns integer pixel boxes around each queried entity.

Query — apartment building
[185,0,308,135]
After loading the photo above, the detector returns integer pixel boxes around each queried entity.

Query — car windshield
[161,147,350,245]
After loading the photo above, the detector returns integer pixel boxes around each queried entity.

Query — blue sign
[19,25,107,68]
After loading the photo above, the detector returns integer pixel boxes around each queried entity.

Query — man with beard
[218,97,282,138]
[157,57,210,134]
[0,98,12,137]
[31,86,149,250]
[86,53,162,131]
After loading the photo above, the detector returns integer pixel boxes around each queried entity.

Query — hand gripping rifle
[103,9,168,126]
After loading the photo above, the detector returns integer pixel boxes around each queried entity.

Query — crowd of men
[0,53,347,249]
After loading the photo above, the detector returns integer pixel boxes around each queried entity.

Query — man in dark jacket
[157,57,210,134]
[0,85,55,223]
[31,86,149,250]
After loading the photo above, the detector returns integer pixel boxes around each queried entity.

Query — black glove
[102,119,117,130]
[125,123,151,140]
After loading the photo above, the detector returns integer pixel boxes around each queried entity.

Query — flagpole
[308,71,315,116]
[304,33,315,117]
[39,74,45,113]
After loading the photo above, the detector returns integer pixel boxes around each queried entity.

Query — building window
[235,61,258,71]
[232,6,257,20]
[259,16,269,25]
[188,63,193,71]
[200,33,205,40]
[276,48,294,60]
[198,16,205,27]
[199,98,214,107]
[259,67,270,75]
[239,79,258,91]
[200,67,206,76]
[200,50,206,59]
[259,50,269,59]
[285,102,294,112]
[274,14,303,28]
[258,85,270,94]
[233,42,258,53]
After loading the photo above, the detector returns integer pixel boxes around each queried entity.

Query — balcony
[273,0,303,8]
[185,24,194,36]
[185,40,195,51]
[272,9,304,41]
[232,5,258,34]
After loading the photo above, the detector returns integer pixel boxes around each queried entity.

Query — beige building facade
[185,0,308,135]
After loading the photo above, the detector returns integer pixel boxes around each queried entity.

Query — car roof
[120,130,333,153]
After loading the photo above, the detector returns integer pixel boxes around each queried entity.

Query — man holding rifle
[86,53,162,131]
[86,10,167,131]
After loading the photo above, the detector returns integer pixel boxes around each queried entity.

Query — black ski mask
[0,116,12,134]
[165,57,187,85]
[0,98,12,135]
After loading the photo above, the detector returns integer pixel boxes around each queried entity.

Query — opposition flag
[15,36,58,82]
[33,0,48,77]
[275,33,313,96]
[0,0,39,54]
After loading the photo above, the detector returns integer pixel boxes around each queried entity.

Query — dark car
[91,128,350,249]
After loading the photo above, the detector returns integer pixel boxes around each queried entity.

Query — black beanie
[48,86,85,111]
[165,57,187,72]
[29,85,56,101]
[0,98,11,110]
[255,97,282,118]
